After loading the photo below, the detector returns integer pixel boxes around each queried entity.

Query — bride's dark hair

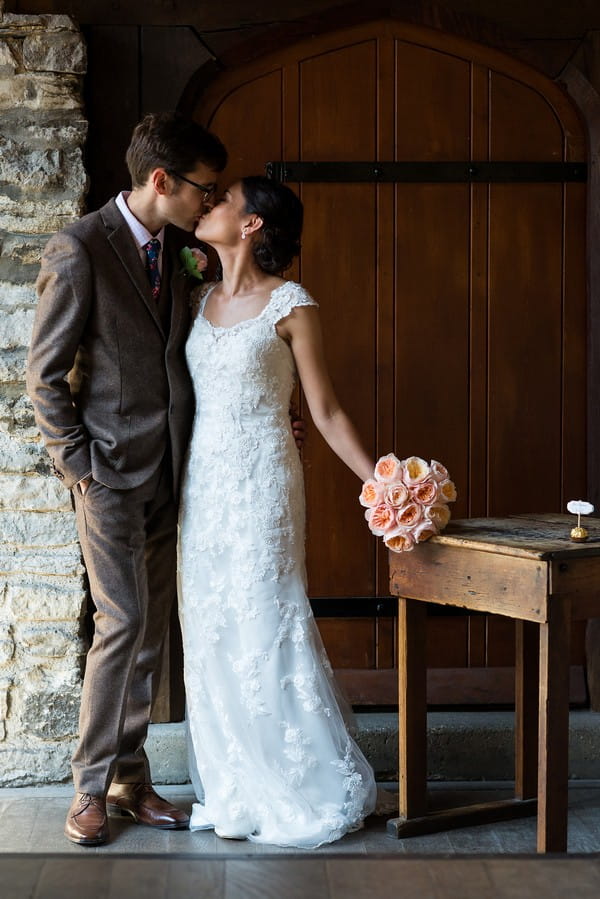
[241,176,303,274]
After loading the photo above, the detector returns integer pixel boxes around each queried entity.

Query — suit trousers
[70,459,178,796]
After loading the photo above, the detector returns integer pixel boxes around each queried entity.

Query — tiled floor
[1,782,599,897]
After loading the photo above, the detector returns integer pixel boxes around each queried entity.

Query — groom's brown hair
[126,112,227,187]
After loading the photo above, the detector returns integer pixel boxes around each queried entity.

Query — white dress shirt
[116,190,165,276]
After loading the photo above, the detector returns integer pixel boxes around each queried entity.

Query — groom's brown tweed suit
[26,198,195,796]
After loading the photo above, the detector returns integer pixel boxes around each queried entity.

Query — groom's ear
[151,168,171,196]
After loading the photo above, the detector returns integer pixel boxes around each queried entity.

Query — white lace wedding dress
[178,280,377,848]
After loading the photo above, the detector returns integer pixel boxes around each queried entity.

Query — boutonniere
[179,246,208,280]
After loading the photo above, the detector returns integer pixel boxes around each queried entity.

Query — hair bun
[241,176,303,274]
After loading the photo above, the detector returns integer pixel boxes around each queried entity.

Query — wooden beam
[4,0,354,29]
[5,0,600,38]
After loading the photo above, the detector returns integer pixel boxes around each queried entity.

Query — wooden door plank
[488,184,564,515]
[300,38,378,598]
[375,35,395,600]
[83,24,140,210]
[469,62,489,518]
[561,182,587,506]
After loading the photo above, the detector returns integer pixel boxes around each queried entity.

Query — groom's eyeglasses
[169,171,217,201]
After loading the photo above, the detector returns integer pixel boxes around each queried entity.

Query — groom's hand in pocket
[289,403,305,451]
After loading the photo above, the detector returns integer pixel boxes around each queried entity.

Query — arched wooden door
[185,19,587,705]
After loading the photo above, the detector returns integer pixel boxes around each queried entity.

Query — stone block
[0,280,37,306]
[0,392,38,439]
[0,232,48,266]
[0,73,82,112]
[0,200,85,234]
[0,473,71,511]
[0,148,86,200]
[0,624,14,664]
[19,117,88,149]
[0,681,9,741]
[0,430,48,474]
[0,682,9,722]
[0,347,27,381]
[3,579,85,621]
[146,722,190,785]
[0,393,39,438]
[43,16,79,33]
[0,544,84,579]
[0,509,79,547]
[18,667,80,739]
[0,740,75,786]
[0,307,35,350]
[0,136,62,188]
[0,40,16,74]
[0,14,43,28]
[23,32,86,75]
[0,251,41,287]
[17,621,81,659]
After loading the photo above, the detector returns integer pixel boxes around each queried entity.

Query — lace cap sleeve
[268,281,319,325]
[190,281,215,320]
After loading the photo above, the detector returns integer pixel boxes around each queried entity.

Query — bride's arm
[278,305,374,482]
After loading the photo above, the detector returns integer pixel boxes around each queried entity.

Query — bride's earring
[241,227,247,240]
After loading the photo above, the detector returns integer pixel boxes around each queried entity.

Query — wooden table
[387,513,600,853]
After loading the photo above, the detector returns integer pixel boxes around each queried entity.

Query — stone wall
[0,4,88,784]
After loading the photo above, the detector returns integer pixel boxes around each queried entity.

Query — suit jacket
[26,198,195,495]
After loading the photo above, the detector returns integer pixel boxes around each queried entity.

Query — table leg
[515,620,539,799]
[537,597,571,853]
[387,598,538,840]
[387,597,427,836]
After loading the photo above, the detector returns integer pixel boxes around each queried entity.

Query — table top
[431,513,600,560]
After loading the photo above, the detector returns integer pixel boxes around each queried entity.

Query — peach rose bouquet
[360,454,457,553]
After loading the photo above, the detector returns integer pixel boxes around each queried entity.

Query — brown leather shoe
[106,782,189,829]
[65,793,108,846]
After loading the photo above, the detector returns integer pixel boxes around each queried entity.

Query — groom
[26,113,227,845]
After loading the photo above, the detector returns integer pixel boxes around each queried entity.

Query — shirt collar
[116,191,166,250]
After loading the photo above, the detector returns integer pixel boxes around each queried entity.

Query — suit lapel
[101,199,165,338]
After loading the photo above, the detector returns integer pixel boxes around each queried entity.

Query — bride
[178,175,379,848]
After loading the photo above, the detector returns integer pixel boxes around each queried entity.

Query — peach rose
[396,501,423,528]
[412,478,438,505]
[430,459,450,483]
[189,247,208,271]
[384,482,409,508]
[402,456,431,485]
[359,478,385,508]
[413,519,438,543]
[425,503,451,529]
[374,453,404,484]
[368,503,397,535]
[438,479,457,503]
[384,528,416,553]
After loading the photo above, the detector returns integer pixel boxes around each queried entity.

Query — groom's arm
[26,230,93,489]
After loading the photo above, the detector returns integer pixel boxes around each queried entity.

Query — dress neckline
[199,281,291,332]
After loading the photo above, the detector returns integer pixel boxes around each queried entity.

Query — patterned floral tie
[143,238,161,301]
